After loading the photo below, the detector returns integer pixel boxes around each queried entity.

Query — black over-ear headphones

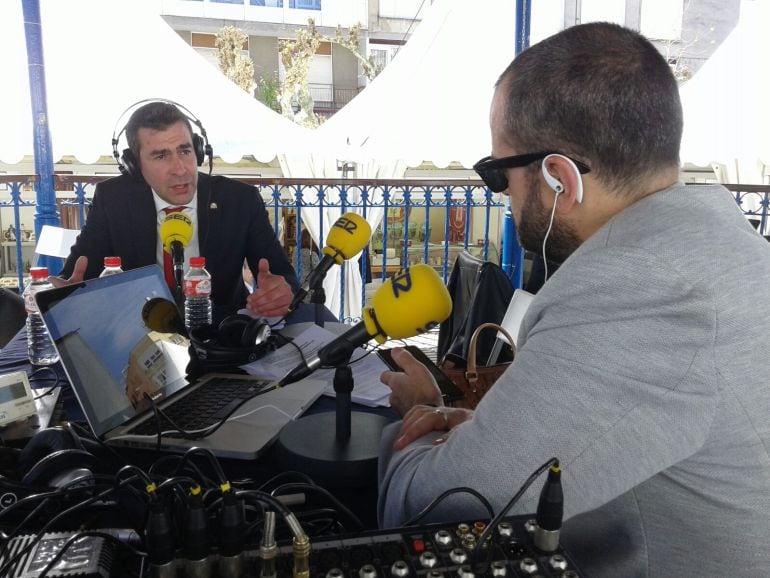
[111,98,214,181]
[217,314,272,349]
[13,425,96,488]
[187,315,276,376]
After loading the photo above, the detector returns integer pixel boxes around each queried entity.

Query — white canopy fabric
[0,0,315,165]
[280,0,533,318]
[679,0,770,183]
[309,0,520,171]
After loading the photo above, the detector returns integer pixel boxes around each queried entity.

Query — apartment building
[157,0,740,120]
[158,0,424,119]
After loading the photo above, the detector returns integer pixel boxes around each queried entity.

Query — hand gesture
[48,256,88,288]
[245,258,293,317]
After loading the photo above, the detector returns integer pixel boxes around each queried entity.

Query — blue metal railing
[0,175,508,321]
[3,176,769,319]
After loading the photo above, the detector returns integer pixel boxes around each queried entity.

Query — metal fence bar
[3,176,766,310]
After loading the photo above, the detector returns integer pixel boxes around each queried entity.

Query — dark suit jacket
[61,173,299,321]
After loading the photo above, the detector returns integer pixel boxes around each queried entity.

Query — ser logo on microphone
[334,216,359,234]
[390,270,413,298]
[390,269,439,332]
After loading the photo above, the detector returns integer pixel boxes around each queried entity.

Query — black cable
[470,457,560,570]
[36,529,146,578]
[173,447,228,485]
[257,470,317,492]
[149,455,217,488]
[270,483,364,532]
[140,383,279,441]
[275,334,309,367]
[32,385,59,400]
[143,393,163,451]
[155,475,198,493]
[115,464,153,488]
[234,490,293,519]
[68,422,128,466]
[403,487,495,526]
[0,475,143,576]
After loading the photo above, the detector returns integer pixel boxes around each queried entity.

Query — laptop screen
[35,265,193,437]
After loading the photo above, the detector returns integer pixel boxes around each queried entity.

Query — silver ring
[434,407,449,428]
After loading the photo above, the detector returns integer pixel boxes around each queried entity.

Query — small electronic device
[378,345,465,404]
[0,371,36,427]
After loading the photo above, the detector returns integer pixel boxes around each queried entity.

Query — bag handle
[466,322,516,385]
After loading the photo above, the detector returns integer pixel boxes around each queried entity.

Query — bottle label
[24,289,38,313]
[184,278,211,297]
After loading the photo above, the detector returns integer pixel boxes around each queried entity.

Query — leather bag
[441,322,516,409]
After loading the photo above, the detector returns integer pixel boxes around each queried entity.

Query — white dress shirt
[153,190,201,272]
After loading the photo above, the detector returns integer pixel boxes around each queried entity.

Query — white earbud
[542,154,584,203]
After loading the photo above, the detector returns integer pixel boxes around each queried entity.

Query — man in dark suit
[59,101,298,322]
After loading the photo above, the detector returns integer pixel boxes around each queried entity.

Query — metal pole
[22,0,61,274]
[500,0,531,289]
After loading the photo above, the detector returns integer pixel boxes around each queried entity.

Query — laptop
[34,265,325,460]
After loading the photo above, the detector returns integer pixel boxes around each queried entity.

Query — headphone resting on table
[187,314,276,376]
[111,98,214,181]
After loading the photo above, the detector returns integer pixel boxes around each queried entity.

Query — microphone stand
[171,241,185,306]
[275,345,391,489]
[309,284,326,328]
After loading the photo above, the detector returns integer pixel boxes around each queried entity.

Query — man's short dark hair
[496,22,682,195]
[125,101,194,159]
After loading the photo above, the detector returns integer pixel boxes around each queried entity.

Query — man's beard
[516,174,581,264]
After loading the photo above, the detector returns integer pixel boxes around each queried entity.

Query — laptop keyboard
[129,377,271,435]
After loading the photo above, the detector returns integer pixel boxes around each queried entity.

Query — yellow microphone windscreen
[322,213,372,264]
[363,263,452,343]
[159,212,193,252]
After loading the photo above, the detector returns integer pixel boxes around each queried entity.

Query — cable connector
[259,511,277,578]
[534,463,563,553]
[145,500,177,578]
[183,486,210,560]
[217,486,244,577]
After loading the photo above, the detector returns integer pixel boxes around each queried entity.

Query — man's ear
[542,154,584,205]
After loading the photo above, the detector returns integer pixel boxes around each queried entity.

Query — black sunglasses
[473,151,591,193]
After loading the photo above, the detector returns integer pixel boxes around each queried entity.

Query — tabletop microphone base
[275,412,390,488]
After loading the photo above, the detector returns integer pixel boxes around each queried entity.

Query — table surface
[0,308,398,529]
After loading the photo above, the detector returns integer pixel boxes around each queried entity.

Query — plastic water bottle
[99,256,123,277]
[184,256,212,331]
[23,267,60,366]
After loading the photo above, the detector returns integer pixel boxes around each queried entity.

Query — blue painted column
[22,0,61,274]
[501,0,530,288]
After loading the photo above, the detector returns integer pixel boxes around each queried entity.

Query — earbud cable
[541,191,560,284]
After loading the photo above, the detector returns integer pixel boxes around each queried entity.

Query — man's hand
[246,258,293,317]
[393,404,474,451]
[380,347,443,416]
[48,256,88,288]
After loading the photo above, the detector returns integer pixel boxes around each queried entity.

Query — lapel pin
[209,202,218,209]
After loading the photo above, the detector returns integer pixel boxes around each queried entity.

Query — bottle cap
[104,256,121,268]
[30,267,49,279]
[190,256,206,268]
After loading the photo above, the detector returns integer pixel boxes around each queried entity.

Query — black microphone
[160,212,193,294]
[279,264,452,386]
[288,212,372,312]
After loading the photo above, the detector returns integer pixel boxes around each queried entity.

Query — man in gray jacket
[378,22,770,577]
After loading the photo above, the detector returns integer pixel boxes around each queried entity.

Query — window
[289,0,321,9]
[250,0,283,6]
[211,0,244,4]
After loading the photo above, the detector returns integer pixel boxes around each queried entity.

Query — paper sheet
[240,324,392,407]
